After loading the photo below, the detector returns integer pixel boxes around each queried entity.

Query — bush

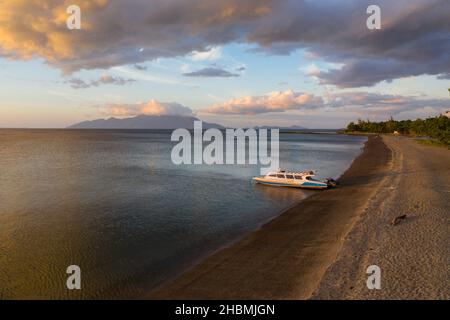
[345,116,450,146]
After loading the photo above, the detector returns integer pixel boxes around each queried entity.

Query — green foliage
[417,139,449,148]
[345,115,450,146]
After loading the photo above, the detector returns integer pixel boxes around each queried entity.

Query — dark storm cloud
[245,0,450,87]
[1,0,448,86]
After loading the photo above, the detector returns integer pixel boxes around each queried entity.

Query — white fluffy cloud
[304,64,321,78]
[190,47,222,61]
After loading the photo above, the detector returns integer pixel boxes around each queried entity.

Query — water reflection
[0,130,366,299]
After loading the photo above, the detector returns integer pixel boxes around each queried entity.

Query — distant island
[68,115,312,131]
[68,115,224,129]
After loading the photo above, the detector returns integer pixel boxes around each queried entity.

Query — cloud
[67,78,90,89]
[318,58,448,88]
[437,73,450,80]
[0,0,274,73]
[190,47,222,61]
[248,0,450,87]
[103,100,194,117]
[0,0,448,87]
[133,64,147,71]
[304,64,321,78]
[326,92,450,115]
[67,75,135,89]
[183,67,239,78]
[201,90,323,114]
[200,89,450,115]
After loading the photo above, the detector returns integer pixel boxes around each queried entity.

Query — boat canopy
[266,169,315,177]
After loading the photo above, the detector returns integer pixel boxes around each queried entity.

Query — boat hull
[253,177,328,190]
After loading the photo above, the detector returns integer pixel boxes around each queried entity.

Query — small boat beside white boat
[253,169,337,190]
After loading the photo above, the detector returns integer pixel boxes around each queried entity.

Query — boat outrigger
[253,169,337,190]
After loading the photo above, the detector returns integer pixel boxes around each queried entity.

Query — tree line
[345,115,450,145]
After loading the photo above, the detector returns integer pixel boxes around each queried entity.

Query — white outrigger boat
[253,169,337,190]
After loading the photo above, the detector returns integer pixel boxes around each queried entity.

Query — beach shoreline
[149,135,392,299]
[313,135,449,299]
[148,135,449,299]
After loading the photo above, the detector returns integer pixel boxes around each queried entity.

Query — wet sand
[149,135,392,299]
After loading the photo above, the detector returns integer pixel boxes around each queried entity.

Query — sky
[0,0,449,128]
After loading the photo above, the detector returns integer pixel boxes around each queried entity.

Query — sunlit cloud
[0,0,274,73]
[102,100,194,117]
[201,90,322,115]
[0,0,447,87]
[200,90,450,116]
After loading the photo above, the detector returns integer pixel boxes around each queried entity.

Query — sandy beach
[313,135,449,299]
[149,135,449,299]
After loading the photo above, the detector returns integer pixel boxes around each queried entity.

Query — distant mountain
[68,115,224,129]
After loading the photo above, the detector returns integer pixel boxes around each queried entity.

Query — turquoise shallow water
[0,130,366,299]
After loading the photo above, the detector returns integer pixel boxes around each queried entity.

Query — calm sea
[0,129,366,299]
